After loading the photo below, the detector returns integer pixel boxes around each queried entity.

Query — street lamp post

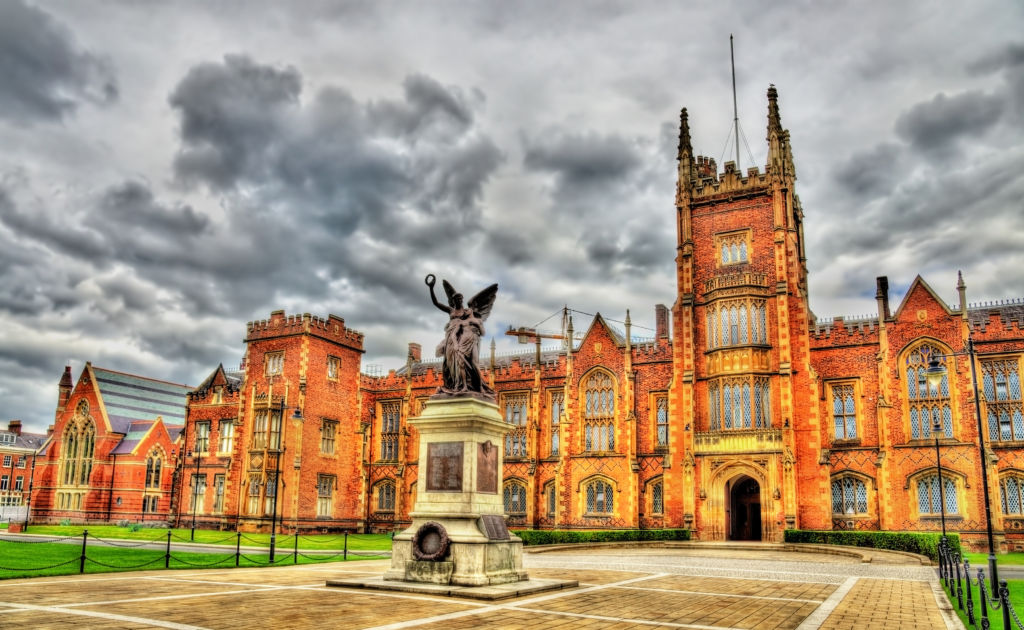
[268,405,303,564]
[924,332,999,586]
[932,416,947,542]
[190,448,201,541]
[23,450,39,533]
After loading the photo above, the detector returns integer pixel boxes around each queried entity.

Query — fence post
[1000,580,1012,630]
[293,533,299,564]
[344,533,348,562]
[79,530,88,574]
[165,530,172,569]
[236,532,241,567]
[980,568,990,627]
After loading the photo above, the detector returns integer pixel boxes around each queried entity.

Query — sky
[1,1,1023,434]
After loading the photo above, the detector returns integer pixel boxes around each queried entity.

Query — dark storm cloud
[0,0,117,123]
[894,90,1004,152]
[523,132,642,196]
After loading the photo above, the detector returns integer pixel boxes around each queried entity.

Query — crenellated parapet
[689,161,770,205]
[246,310,364,351]
[809,315,880,347]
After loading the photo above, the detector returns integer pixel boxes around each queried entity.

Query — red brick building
[169,87,1023,550]
[30,364,188,524]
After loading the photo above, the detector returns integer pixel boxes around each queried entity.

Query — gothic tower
[668,87,828,541]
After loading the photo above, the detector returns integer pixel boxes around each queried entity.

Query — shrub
[60,518,71,526]
[511,529,691,546]
[783,529,960,562]
[129,523,142,532]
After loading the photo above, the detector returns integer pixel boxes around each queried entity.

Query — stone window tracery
[503,392,529,459]
[917,475,958,516]
[377,481,395,512]
[584,372,615,453]
[585,479,614,515]
[830,477,868,515]
[718,232,750,265]
[655,396,669,448]
[61,402,95,491]
[906,344,953,440]
[709,377,770,430]
[706,300,767,349]
[831,383,858,440]
[327,356,341,380]
[252,410,268,449]
[247,474,261,515]
[379,401,401,462]
[264,473,277,515]
[550,391,563,456]
[984,359,1023,441]
[317,475,334,517]
[503,481,527,515]
[265,352,284,376]
[321,420,337,454]
[1000,475,1024,515]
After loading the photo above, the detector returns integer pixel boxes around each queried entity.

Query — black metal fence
[939,538,1024,629]
[0,530,384,576]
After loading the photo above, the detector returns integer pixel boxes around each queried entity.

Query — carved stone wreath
[412,521,450,562]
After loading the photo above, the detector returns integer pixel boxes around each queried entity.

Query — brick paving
[0,549,957,629]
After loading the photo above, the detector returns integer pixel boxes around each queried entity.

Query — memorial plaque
[476,440,498,494]
[426,442,463,492]
[480,514,510,540]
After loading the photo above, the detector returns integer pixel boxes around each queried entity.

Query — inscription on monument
[426,442,463,492]
[480,514,510,540]
[476,440,498,494]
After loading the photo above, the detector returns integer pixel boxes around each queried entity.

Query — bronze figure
[425,274,498,401]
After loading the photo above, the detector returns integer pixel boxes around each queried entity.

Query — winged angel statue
[425,274,498,401]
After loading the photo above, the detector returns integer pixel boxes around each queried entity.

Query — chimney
[695,156,717,180]
[875,277,890,319]
[655,304,670,339]
[8,420,21,436]
[47,424,54,437]
[408,343,422,362]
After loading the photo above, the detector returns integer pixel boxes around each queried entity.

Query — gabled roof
[892,275,954,320]
[110,420,155,455]
[90,366,192,435]
[578,313,627,347]
[192,363,242,398]
[0,430,49,453]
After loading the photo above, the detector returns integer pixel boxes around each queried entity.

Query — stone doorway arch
[702,460,776,542]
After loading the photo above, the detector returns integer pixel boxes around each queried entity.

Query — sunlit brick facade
[165,87,1024,550]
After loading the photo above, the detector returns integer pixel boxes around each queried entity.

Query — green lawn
[10,525,392,551]
[0,539,386,580]
[963,552,1024,567]
[942,576,1024,629]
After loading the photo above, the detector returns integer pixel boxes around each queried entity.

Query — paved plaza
[0,545,958,629]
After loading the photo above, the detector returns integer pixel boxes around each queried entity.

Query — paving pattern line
[613,584,825,603]
[508,605,753,630]
[0,600,213,630]
[58,588,271,609]
[794,576,859,630]
[356,572,670,630]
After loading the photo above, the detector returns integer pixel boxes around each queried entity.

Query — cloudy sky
[2,1,1023,433]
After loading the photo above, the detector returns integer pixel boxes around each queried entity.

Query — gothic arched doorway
[729,475,762,541]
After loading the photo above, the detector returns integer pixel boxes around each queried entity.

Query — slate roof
[92,367,191,435]
[0,429,50,453]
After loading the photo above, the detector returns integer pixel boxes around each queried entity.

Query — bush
[511,529,691,546]
[783,529,960,562]
[128,523,142,532]
[60,518,71,526]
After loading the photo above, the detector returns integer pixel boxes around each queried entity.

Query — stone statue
[426,275,498,401]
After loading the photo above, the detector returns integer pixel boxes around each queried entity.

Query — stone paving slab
[0,549,956,629]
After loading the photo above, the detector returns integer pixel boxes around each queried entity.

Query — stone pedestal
[382,397,528,587]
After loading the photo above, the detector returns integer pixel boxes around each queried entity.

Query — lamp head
[291,407,304,421]
[924,356,948,390]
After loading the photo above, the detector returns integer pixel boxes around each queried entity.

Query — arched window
[145,458,154,488]
[550,391,563,456]
[984,360,1023,442]
[757,304,767,344]
[917,475,958,515]
[711,378,771,431]
[709,382,721,431]
[152,458,161,489]
[377,481,395,512]
[503,393,529,458]
[906,344,953,440]
[584,372,615,453]
[831,477,868,515]
[60,402,96,492]
[720,309,728,347]
[739,241,748,262]
[585,479,614,515]
[739,306,748,344]
[651,481,664,515]
[729,307,739,345]
[503,481,527,515]
[379,401,400,461]
[832,384,857,440]
[721,243,729,264]
[546,482,556,516]
[1000,475,1024,515]
[655,396,669,447]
